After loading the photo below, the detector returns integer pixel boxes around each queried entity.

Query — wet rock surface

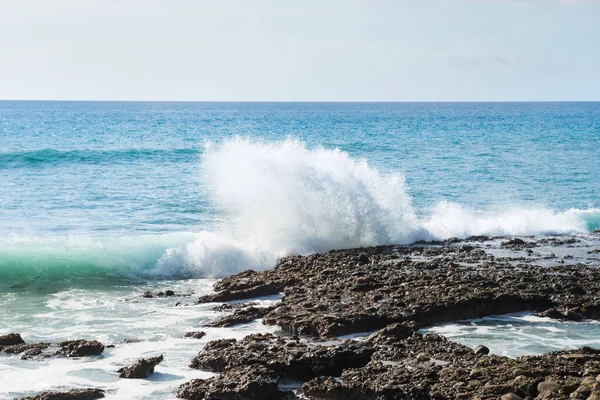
[189,333,375,381]
[177,364,284,400]
[179,236,600,400]
[141,289,185,298]
[184,331,206,339]
[118,354,164,379]
[18,388,105,400]
[209,305,278,327]
[1,336,105,360]
[58,340,105,357]
[202,240,600,339]
[0,333,25,346]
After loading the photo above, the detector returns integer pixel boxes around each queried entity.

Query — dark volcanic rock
[211,302,259,311]
[190,333,375,381]
[210,305,277,328]
[198,283,282,303]
[19,388,105,400]
[118,355,164,379]
[474,344,490,355]
[1,338,104,359]
[177,364,281,400]
[0,333,25,346]
[501,238,531,248]
[59,340,105,357]
[535,306,585,322]
[141,289,179,298]
[184,331,206,339]
[187,237,600,399]
[195,245,600,339]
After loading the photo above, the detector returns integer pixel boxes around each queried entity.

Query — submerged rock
[118,355,164,379]
[19,388,105,400]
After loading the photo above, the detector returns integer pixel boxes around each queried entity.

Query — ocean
[1,101,599,399]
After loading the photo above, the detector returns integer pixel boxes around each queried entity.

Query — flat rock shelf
[182,234,600,400]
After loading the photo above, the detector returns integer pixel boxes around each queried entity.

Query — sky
[0,0,598,101]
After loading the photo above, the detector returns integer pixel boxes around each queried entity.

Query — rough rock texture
[190,333,374,381]
[58,340,105,357]
[141,289,179,298]
[198,282,282,303]
[19,388,105,400]
[0,333,25,346]
[1,337,104,359]
[210,305,277,328]
[181,236,600,399]
[196,242,600,338]
[177,364,283,400]
[118,355,164,379]
[184,331,206,339]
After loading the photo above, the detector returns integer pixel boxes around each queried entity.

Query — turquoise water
[1,101,599,399]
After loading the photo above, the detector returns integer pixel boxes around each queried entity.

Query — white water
[0,280,282,399]
[423,313,600,358]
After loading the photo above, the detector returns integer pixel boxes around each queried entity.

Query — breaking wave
[1,138,597,283]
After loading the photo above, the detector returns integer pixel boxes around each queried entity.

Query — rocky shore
[179,234,600,399]
[6,234,600,399]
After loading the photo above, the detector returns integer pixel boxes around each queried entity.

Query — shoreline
[181,233,600,399]
[4,232,600,399]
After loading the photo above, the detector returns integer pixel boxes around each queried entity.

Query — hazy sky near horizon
[0,0,599,101]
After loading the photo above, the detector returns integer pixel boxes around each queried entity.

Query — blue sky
[0,0,598,101]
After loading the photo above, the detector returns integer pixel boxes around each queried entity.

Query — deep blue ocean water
[1,101,599,399]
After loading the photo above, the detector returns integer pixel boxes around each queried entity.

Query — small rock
[459,245,474,253]
[537,380,560,393]
[0,333,25,346]
[501,238,527,247]
[19,388,105,400]
[474,345,490,355]
[357,252,370,264]
[184,331,206,339]
[59,340,104,357]
[118,355,164,379]
[501,394,523,400]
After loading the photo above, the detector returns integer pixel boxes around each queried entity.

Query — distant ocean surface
[1,101,598,282]
[1,101,599,399]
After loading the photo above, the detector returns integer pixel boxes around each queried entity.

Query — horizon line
[1,99,599,103]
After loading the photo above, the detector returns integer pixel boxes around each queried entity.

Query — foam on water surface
[422,313,600,358]
[0,279,282,399]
